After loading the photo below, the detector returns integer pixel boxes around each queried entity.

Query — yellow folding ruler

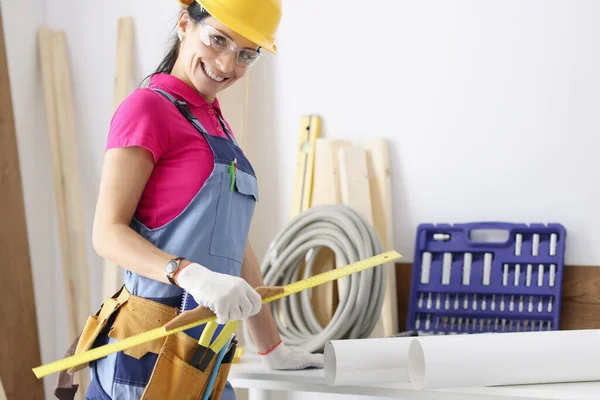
[33,250,402,379]
[290,115,321,219]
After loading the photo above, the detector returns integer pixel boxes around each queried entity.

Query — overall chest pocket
[209,168,258,263]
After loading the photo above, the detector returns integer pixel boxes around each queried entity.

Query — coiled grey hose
[241,204,386,353]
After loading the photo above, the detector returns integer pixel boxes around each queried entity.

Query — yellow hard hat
[180,0,282,54]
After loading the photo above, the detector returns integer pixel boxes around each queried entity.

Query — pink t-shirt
[106,73,234,229]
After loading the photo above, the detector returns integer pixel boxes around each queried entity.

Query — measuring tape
[32,250,401,379]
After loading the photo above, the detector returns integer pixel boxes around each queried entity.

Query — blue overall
[85,88,258,399]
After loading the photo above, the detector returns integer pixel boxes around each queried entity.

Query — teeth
[203,63,225,82]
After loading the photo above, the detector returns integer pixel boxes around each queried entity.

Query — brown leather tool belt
[54,285,235,400]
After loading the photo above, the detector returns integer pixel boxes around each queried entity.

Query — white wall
[247,0,600,267]
[3,0,600,399]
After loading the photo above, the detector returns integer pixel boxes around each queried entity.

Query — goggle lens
[199,22,261,67]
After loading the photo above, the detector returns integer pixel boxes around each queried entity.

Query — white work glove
[260,341,325,370]
[176,262,262,324]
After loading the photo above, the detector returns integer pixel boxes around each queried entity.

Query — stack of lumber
[290,116,398,338]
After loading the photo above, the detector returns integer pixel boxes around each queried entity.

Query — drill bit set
[407,222,566,335]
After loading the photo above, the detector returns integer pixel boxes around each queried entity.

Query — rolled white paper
[408,329,600,390]
[324,337,412,386]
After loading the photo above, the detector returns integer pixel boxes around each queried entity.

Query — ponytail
[140,2,211,86]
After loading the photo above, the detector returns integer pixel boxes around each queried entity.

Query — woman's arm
[240,242,325,370]
[240,241,282,352]
[92,146,178,284]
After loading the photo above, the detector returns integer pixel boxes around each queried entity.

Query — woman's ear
[177,11,191,42]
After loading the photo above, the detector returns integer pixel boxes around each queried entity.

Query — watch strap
[166,257,185,286]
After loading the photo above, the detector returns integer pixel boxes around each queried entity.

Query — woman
[76,0,323,398]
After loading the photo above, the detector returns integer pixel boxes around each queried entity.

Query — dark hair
[140,2,210,86]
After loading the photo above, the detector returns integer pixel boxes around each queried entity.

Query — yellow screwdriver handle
[198,320,218,348]
[210,320,239,353]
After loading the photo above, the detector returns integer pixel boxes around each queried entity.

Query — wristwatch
[165,257,186,285]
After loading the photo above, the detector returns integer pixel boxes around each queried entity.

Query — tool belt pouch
[104,292,217,400]
[141,333,219,400]
[107,291,178,359]
[210,362,233,400]
[54,286,130,400]
[68,287,131,373]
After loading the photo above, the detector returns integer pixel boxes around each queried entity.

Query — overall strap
[152,88,210,136]
[152,88,238,146]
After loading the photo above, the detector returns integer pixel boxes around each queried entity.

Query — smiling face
[172,11,260,102]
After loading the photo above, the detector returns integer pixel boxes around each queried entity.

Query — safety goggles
[197,19,261,68]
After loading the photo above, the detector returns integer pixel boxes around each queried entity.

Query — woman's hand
[259,341,325,370]
[240,243,325,370]
[176,262,262,324]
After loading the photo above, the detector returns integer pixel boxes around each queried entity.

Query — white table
[229,354,600,400]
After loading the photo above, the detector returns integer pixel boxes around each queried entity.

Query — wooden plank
[288,116,320,328]
[113,16,133,111]
[218,72,250,149]
[51,31,91,397]
[559,265,600,330]
[394,262,600,332]
[338,145,385,338]
[338,146,373,225]
[0,12,45,399]
[311,138,352,207]
[362,138,398,336]
[52,31,91,329]
[395,263,413,332]
[0,378,6,400]
[310,139,352,327]
[240,72,250,150]
[290,116,320,218]
[38,26,80,341]
[103,16,134,299]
